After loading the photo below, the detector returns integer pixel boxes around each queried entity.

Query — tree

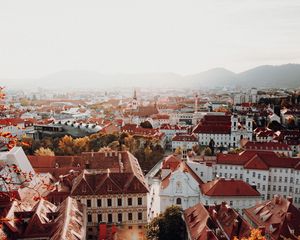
[73,136,90,154]
[58,135,75,155]
[174,146,182,155]
[208,139,215,155]
[146,205,186,240]
[140,121,153,129]
[34,147,55,156]
[204,147,212,156]
[233,228,266,240]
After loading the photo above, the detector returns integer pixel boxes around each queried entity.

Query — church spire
[133,89,137,100]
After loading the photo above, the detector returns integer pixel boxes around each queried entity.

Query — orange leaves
[234,228,266,240]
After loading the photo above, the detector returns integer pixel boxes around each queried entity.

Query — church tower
[131,89,138,110]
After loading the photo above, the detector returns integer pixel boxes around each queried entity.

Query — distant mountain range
[2,64,300,90]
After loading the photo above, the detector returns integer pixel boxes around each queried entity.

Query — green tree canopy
[146,205,186,240]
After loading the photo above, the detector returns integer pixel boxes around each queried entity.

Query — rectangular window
[107,199,112,207]
[108,214,112,223]
[88,214,92,222]
[128,198,132,206]
[138,197,142,205]
[87,199,91,207]
[128,212,132,221]
[118,213,122,223]
[138,212,142,220]
[98,214,102,223]
[118,198,122,206]
[97,199,102,207]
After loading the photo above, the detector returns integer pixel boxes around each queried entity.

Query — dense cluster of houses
[1,88,300,239]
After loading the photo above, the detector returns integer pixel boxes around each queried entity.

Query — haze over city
[1,0,300,80]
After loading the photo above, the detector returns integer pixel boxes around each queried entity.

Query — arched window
[176,198,182,205]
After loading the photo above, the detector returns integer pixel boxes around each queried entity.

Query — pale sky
[1,0,300,78]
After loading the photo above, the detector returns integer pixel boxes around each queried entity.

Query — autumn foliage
[234,229,266,240]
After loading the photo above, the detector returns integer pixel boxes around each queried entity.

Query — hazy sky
[1,0,300,78]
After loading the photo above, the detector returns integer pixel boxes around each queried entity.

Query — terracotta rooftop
[184,202,251,240]
[200,178,261,197]
[193,115,231,134]
[172,133,198,142]
[2,196,86,240]
[244,195,300,240]
[217,150,300,170]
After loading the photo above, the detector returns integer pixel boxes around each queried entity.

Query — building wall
[200,195,261,214]
[159,171,200,212]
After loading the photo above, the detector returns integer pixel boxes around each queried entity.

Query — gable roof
[200,178,261,197]
[217,150,300,170]
[244,196,300,240]
[184,203,251,240]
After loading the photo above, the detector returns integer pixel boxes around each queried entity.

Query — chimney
[287,196,293,204]
[258,226,266,236]
[212,209,217,220]
[233,219,239,228]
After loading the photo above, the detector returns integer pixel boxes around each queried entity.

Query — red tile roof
[0,118,25,126]
[193,115,231,134]
[244,195,300,240]
[172,133,198,142]
[161,161,203,189]
[161,154,182,170]
[200,178,261,197]
[160,124,188,131]
[184,203,251,240]
[217,150,300,170]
